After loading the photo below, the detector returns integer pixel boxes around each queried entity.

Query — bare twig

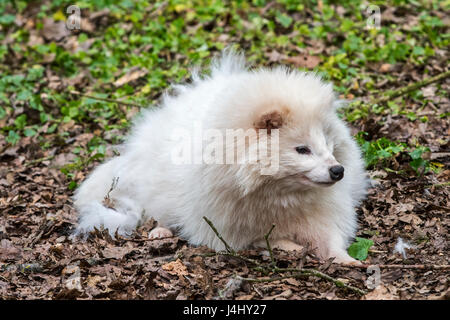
[25,155,55,167]
[429,182,450,188]
[372,69,450,105]
[203,216,234,253]
[368,249,387,254]
[236,274,305,283]
[225,252,263,268]
[149,1,169,18]
[350,264,450,270]
[0,275,9,282]
[70,90,143,108]
[348,69,450,113]
[237,267,366,295]
[297,268,366,295]
[203,217,367,296]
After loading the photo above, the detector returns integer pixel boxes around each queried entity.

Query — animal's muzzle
[329,165,344,181]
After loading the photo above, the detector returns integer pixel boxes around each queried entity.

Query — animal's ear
[253,110,283,134]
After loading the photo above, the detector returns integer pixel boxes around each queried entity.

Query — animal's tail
[211,47,247,77]
[191,47,247,82]
[72,160,141,237]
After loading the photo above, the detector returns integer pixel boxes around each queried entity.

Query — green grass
[0,0,448,185]
[356,133,439,175]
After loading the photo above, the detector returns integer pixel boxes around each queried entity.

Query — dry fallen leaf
[65,274,82,291]
[266,50,286,63]
[81,18,95,33]
[102,246,131,259]
[41,18,70,41]
[379,63,393,73]
[161,259,188,277]
[285,54,321,69]
[0,239,22,260]
[86,275,104,288]
[114,67,148,87]
[398,213,422,225]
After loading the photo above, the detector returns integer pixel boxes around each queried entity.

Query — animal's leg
[148,226,173,239]
[326,232,362,265]
[253,239,304,252]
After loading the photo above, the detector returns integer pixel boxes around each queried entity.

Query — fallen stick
[25,155,55,167]
[202,217,262,267]
[371,69,450,105]
[348,264,450,270]
[69,90,143,108]
[69,70,450,112]
[203,216,235,254]
[236,273,365,295]
[239,267,366,296]
[303,259,450,270]
[202,216,367,296]
[429,181,450,188]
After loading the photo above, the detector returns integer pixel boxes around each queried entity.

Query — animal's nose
[329,165,344,181]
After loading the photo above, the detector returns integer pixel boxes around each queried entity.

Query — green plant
[348,237,374,261]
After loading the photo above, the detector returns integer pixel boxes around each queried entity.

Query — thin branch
[25,155,55,167]
[199,251,262,267]
[70,90,143,108]
[148,1,169,18]
[350,264,450,270]
[304,259,450,270]
[299,268,366,295]
[429,182,450,188]
[203,216,234,253]
[236,274,305,283]
[0,275,9,282]
[372,69,450,105]
[203,217,367,296]
[237,268,366,296]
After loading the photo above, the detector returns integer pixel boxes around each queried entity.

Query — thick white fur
[74,51,368,263]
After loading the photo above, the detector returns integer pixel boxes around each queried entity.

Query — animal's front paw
[148,227,173,240]
[330,252,362,265]
[272,239,305,252]
[339,258,363,266]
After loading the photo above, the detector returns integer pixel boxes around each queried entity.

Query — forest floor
[0,1,448,299]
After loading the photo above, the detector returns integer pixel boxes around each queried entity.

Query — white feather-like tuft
[393,237,413,259]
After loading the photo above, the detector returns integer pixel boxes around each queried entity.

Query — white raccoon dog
[74,51,368,263]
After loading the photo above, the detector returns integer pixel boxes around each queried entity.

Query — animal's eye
[295,146,311,154]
